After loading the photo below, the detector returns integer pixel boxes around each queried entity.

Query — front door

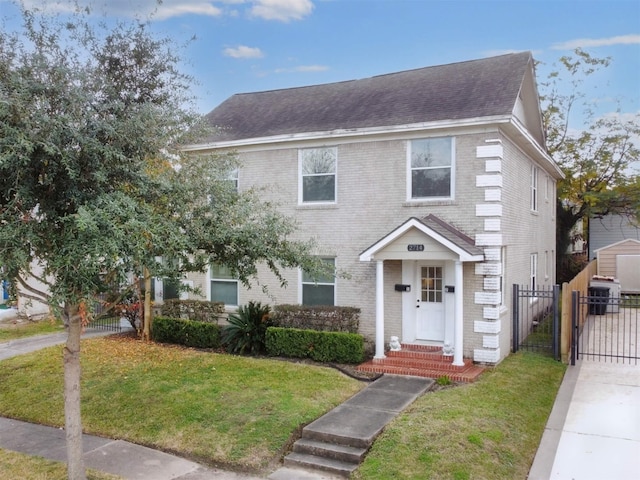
[416,264,445,341]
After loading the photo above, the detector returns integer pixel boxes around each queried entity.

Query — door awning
[359,214,484,262]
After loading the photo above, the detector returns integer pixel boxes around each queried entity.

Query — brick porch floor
[356,343,485,383]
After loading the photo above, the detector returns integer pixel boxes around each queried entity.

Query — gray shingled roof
[418,215,484,258]
[203,52,532,143]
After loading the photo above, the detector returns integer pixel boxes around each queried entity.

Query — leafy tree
[539,49,640,283]
[0,4,327,479]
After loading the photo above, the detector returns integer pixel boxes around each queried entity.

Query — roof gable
[203,52,534,143]
[594,238,640,253]
[359,215,484,262]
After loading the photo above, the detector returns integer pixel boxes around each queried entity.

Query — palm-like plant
[222,301,272,355]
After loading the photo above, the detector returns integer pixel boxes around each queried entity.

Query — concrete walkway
[529,357,640,480]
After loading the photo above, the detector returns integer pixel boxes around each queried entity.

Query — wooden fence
[560,260,597,362]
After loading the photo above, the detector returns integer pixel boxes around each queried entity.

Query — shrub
[221,301,272,355]
[271,305,360,333]
[265,327,364,364]
[160,299,224,323]
[152,316,222,349]
[114,291,142,331]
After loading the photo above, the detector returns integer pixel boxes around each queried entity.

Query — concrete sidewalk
[529,358,640,480]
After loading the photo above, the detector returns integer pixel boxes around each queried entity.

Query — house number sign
[407,244,425,252]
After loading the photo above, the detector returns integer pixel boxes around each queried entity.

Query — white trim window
[530,253,538,303]
[209,264,238,307]
[228,168,239,191]
[299,147,337,203]
[301,258,336,306]
[408,137,454,200]
[531,165,539,212]
[530,253,538,288]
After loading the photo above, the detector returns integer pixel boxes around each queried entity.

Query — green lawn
[0,334,566,479]
[0,334,363,472]
[354,352,566,480]
[0,317,65,342]
[0,449,122,480]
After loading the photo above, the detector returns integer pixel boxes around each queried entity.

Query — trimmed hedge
[265,326,364,364]
[271,305,360,333]
[160,299,224,324]
[152,316,222,349]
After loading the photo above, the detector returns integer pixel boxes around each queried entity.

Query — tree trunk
[142,267,152,341]
[64,304,86,480]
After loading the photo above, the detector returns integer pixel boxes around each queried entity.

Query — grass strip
[354,352,566,480]
[0,449,122,480]
[0,318,64,342]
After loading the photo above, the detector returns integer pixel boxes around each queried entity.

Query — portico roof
[359,215,484,262]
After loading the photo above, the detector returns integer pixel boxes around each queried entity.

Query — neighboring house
[184,52,563,365]
[589,214,640,293]
[589,213,640,259]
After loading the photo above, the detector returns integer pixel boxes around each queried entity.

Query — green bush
[271,305,360,333]
[221,301,272,355]
[265,327,364,364]
[152,316,222,349]
[160,299,224,323]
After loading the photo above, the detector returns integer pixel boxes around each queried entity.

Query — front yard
[0,332,565,479]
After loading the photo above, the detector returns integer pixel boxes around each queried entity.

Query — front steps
[356,344,485,383]
[283,375,433,478]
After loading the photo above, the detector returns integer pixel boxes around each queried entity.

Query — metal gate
[571,291,639,365]
[88,295,123,333]
[512,284,560,360]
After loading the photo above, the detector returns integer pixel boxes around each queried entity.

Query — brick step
[284,452,357,478]
[357,362,484,383]
[386,350,474,366]
[370,356,472,372]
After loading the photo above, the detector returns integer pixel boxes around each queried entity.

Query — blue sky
[2,0,639,126]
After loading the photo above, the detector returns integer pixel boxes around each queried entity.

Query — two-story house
[184,52,563,366]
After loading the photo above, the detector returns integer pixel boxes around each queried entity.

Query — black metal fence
[571,292,639,365]
[88,294,123,332]
[512,284,560,360]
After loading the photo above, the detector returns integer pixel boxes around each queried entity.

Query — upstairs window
[531,165,539,212]
[409,137,454,200]
[210,264,238,307]
[300,147,337,203]
[302,258,336,306]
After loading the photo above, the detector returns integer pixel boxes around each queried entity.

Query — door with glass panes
[416,263,445,341]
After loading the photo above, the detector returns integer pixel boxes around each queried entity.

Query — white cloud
[250,0,314,22]
[223,45,264,59]
[552,34,640,50]
[10,0,315,21]
[14,0,223,20]
[153,3,223,20]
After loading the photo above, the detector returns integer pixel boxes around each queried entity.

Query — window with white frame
[210,264,238,306]
[409,137,454,200]
[228,168,239,191]
[530,253,538,288]
[302,258,335,306]
[545,250,549,280]
[300,147,337,203]
[531,165,539,211]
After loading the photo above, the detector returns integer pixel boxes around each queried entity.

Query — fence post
[552,284,560,361]
[571,291,578,366]
[512,284,519,353]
